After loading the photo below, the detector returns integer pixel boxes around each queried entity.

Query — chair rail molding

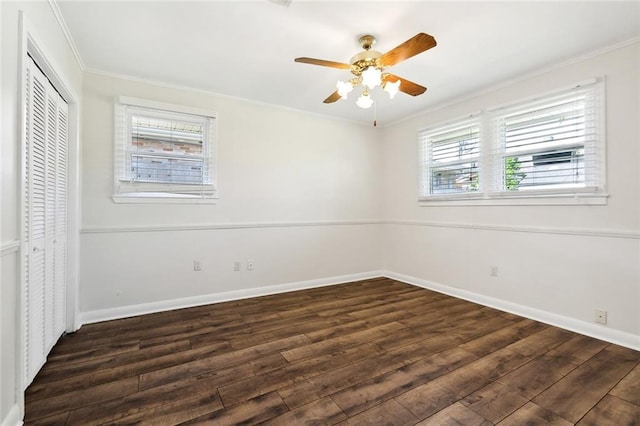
[383,219,640,240]
[0,240,20,257]
[80,220,382,234]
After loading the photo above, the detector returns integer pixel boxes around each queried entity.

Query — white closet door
[44,89,57,352]
[54,97,68,340]
[25,59,48,383]
[24,56,68,386]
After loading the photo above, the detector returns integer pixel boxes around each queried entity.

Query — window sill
[419,192,608,207]
[112,193,219,204]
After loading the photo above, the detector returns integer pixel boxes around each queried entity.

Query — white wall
[79,72,383,320]
[80,42,640,348]
[1,1,83,425]
[380,41,640,348]
[2,8,638,424]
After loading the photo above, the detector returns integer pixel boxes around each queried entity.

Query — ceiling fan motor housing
[349,35,383,76]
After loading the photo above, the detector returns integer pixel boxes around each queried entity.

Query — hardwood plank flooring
[24,278,640,425]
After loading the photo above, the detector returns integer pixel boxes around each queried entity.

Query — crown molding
[48,0,86,70]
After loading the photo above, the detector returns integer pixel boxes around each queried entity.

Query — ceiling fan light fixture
[356,90,373,109]
[383,79,401,99]
[336,80,354,99]
[295,32,436,117]
[361,66,382,89]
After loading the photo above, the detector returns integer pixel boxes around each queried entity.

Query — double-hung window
[113,97,216,203]
[419,117,481,196]
[419,80,604,204]
[492,85,601,194]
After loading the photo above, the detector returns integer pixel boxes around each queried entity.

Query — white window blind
[114,98,216,201]
[492,83,601,193]
[419,117,480,198]
[417,80,604,204]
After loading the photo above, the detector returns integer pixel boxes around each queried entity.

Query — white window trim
[419,79,607,206]
[112,96,218,204]
[418,114,482,198]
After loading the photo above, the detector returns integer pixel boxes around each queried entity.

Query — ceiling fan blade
[323,90,341,103]
[384,74,427,96]
[295,57,351,70]
[378,33,437,67]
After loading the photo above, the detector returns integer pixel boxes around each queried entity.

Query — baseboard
[79,271,385,325]
[383,270,640,351]
[1,404,22,426]
[78,268,639,351]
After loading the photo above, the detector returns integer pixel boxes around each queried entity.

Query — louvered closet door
[54,92,68,341]
[24,57,68,386]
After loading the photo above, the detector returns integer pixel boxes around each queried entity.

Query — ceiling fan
[294,33,437,109]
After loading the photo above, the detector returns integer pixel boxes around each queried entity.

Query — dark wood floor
[25,277,640,425]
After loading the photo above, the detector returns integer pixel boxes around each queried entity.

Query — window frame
[418,115,483,200]
[418,79,607,206]
[112,96,218,204]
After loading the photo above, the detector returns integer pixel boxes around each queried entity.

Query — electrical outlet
[490,266,498,277]
[193,260,202,271]
[595,309,607,325]
[247,259,255,271]
[234,261,241,272]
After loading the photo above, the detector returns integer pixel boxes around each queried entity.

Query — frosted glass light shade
[361,66,382,89]
[384,80,401,99]
[356,92,373,109]
[336,80,354,99]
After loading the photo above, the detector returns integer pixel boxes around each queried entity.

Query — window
[418,80,605,204]
[419,118,480,196]
[493,85,600,193]
[113,97,216,203]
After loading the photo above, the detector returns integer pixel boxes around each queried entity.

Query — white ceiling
[56,1,640,125]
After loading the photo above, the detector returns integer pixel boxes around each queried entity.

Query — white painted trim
[486,77,600,113]
[383,271,640,351]
[80,220,638,239]
[387,37,640,128]
[80,220,382,234]
[0,404,22,426]
[111,195,219,205]
[418,193,608,207]
[78,269,640,352]
[47,0,85,70]
[82,38,640,130]
[18,10,83,393]
[79,271,385,325]
[383,220,640,240]
[82,68,370,128]
[0,241,20,257]
[117,96,216,119]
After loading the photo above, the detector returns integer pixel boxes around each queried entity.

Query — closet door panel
[23,57,68,385]
[44,93,57,352]
[25,60,49,382]
[54,101,68,339]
